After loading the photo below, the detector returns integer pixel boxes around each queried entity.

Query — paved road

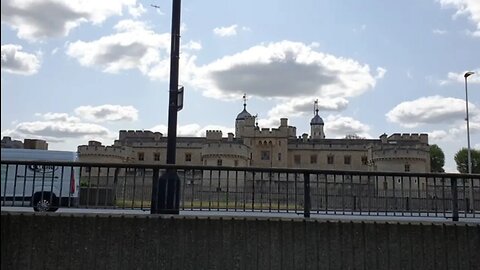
[2,206,479,224]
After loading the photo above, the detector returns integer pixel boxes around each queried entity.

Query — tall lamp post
[151,0,182,214]
[464,71,475,213]
[464,71,474,174]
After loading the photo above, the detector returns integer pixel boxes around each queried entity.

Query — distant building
[1,137,48,150]
[78,99,430,173]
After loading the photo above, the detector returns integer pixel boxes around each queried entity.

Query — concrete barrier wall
[1,213,479,270]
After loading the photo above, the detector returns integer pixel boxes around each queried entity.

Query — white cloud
[1,0,140,41]
[266,97,348,120]
[213,24,238,37]
[66,19,199,81]
[39,112,80,122]
[386,96,478,128]
[440,69,480,85]
[182,41,202,51]
[14,121,109,138]
[74,105,138,122]
[128,3,146,18]
[151,124,233,137]
[375,67,387,79]
[433,29,448,35]
[191,41,384,101]
[437,0,480,37]
[1,44,40,75]
[324,115,371,138]
[66,19,170,74]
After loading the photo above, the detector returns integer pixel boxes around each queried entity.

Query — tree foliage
[454,148,480,173]
[430,144,445,173]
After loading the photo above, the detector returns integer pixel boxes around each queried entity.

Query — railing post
[151,168,160,214]
[303,173,311,218]
[450,177,459,222]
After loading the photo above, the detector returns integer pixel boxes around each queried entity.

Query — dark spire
[243,93,247,110]
[314,99,319,116]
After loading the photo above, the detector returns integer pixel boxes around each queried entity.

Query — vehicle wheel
[32,193,57,212]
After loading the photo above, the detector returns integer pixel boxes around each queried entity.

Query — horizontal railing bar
[2,160,480,179]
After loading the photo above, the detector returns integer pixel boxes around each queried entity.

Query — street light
[151,0,182,214]
[464,71,474,213]
[464,71,474,174]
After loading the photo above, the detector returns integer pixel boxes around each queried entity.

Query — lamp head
[464,71,475,78]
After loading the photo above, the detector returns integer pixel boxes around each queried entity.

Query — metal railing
[1,160,479,221]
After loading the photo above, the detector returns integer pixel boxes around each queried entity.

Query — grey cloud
[95,42,149,66]
[192,41,381,101]
[15,121,109,138]
[386,96,476,127]
[74,105,138,122]
[1,0,88,40]
[1,44,40,75]
[211,61,339,98]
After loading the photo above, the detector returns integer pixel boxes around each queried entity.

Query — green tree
[430,144,445,172]
[454,148,480,173]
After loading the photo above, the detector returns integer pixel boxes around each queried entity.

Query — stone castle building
[78,99,431,173]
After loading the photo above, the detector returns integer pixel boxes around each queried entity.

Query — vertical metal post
[303,173,311,218]
[464,72,475,212]
[151,0,182,214]
[451,177,459,222]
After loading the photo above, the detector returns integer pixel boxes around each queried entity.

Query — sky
[1,0,479,173]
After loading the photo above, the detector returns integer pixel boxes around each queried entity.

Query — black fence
[1,160,479,221]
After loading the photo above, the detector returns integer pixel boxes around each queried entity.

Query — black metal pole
[151,0,182,214]
[166,1,181,163]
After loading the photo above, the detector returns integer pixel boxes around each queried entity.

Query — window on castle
[261,151,270,160]
[344,155,351,165]
[405,164,410,172]
[310,155,317,164]
[278,153,282,161]
[294,155,301,164]
[234,160,239,167]
[327,155,334,165]
[154,153,160,161]
[217,159,223,166]
[185,153,192,162]
[138,152,144,161]
[361,156,368,165]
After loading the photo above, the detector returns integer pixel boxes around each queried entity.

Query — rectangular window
[361,156,368,165]
[327,155,334,165]
[154,153,160,161]
[294,155,301,164]
[278,153,282,161]
[217,159,222,166]
[310,155,317,164]
[234,160,239,167]
[185,153,192,162]
[344,155,351,165]
[261,151,270,160]
[405,164,410,172]
[138,152,144,161]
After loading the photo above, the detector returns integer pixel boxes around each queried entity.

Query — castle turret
[235,94,252,138]
[310,100,325,139]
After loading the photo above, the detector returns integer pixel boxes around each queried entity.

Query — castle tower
[235,94,252,138]
[310,100,325,139]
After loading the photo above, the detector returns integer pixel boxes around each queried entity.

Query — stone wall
[2,212,479,270]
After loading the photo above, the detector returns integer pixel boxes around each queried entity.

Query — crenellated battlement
[78,144,134,159]
[387,133,428,144]
[206,130,223,140]
[118,130,163,142]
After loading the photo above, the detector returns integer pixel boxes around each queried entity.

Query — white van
[1,148,80,211]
